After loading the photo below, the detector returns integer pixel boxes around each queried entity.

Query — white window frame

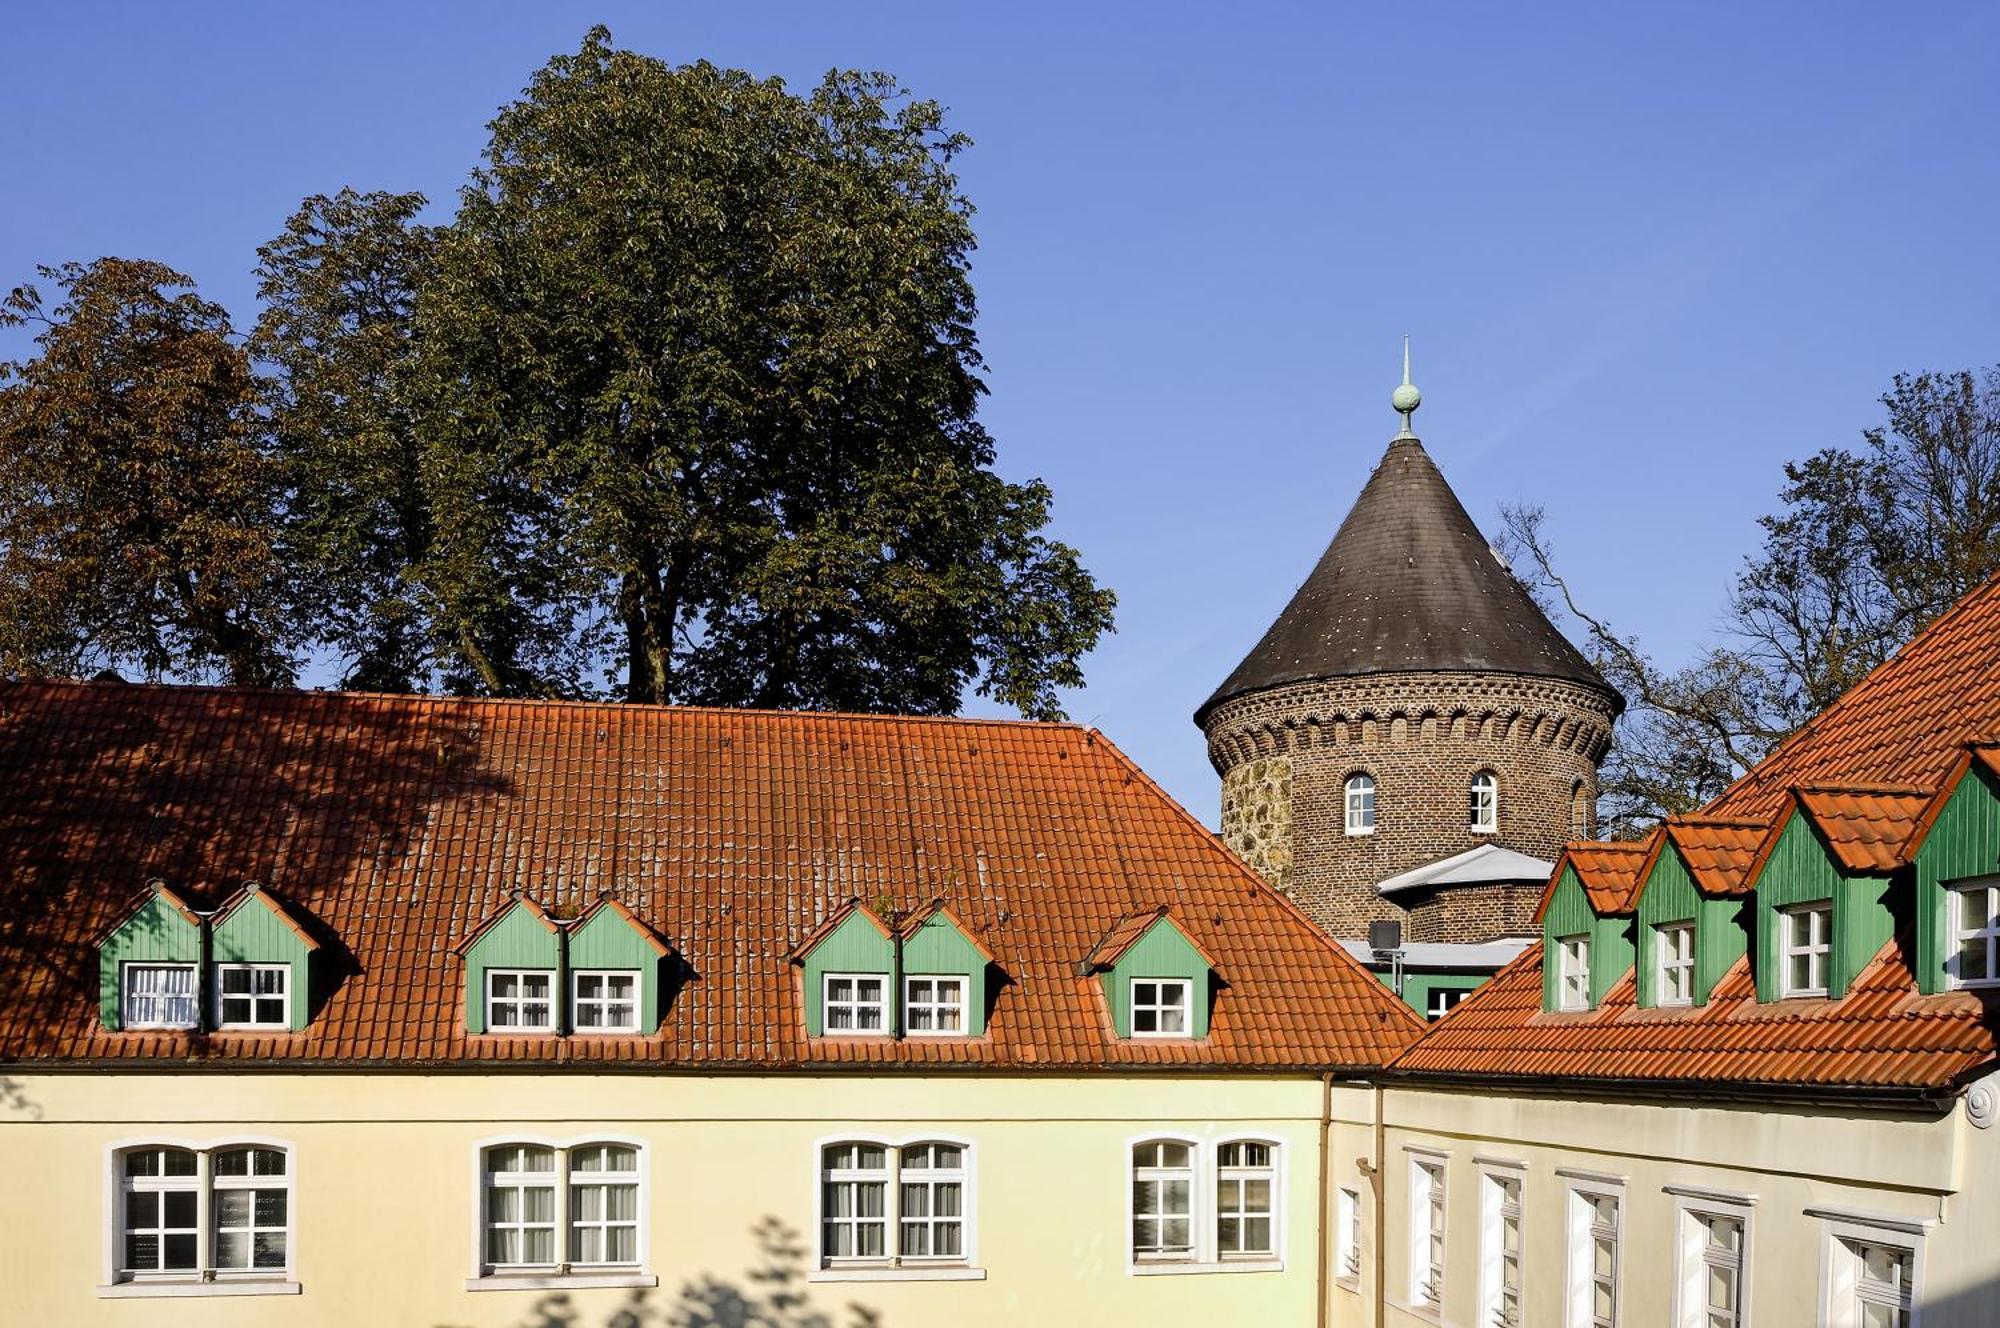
[1558,935,1591,1011]
[1125,1133,1284,1276]
[466,1134,655,1291]
[120,962,199,1031]
[1427,986,1469,1020]
[1336,1186,1362,1287]
[484,968,557,1032]
[1668,1188,1754,1328]
[570,969,641,1033]
[821,972,888,1035]
[1946,876,2000,988]
[1214,1139,1278,1260]
[1130,976,1193,1038]
[902,974,968,1035]
[1409,1152,1447,1310]
[1469,771,1499,834]
[1656,921,1695,1007]
[98,1136,298,1299]
[214,963,290,1030]
[1781,903,1832,997]
[1563,1172,1623,1328]
[1345,773,1377,836]
[1479,1161,1525,1328]
[809,1133,982,1282]
[1810,1207,1928,1328]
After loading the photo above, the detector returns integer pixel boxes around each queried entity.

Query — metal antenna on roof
[1392,334,1422,440]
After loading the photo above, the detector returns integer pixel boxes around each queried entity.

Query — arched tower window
[1344,774,1376,836]
[1468,772,1498,834]
[1569,780,1591,838]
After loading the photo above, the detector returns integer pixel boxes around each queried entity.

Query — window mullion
[195,1149,213,1281]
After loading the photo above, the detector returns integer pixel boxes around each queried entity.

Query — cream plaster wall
[0,1072,1332,1328]
[1325,1079,1999,1328]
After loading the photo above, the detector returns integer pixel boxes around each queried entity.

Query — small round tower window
[1468,772,1498,834]
[1344,774,1376,836]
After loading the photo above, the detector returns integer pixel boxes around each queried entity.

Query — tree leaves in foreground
[1503,365,2000,837]
[0,259,293,686]
[412,29,1112,715]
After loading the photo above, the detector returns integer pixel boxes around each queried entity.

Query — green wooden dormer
[1751,799,1897,1003]
[1632,825,1755,1009]
[792,899,994,1037]
[458,894,672,1035]
[210,885,321,1031]
[97,881,322,1033]
[97,883,203,1031]
[900,902,995,1037]
[1537,845,1646,1013]
[1908,749,2000,996]
[1080,907,1217,1039]
[569,897,673,1034]
[794,901,895,1037]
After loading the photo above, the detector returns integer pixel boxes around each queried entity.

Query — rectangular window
[1781,904,1832,997]
[1656,921,1695,1006]
[566,1143,641,1265]
[1131,1139,1194,1261]
[486,969,555,1031]
[819,1140,969,1267]
[1567,1186,1620,1328]
[1337,1187,1362,1283]
[572,970,640,1032]
[115,1144,291,1284]
[1215,1141,1275,1258]
[1948,878,2000,988]
[1428,987,1468,1020]
[1481,1172,1522,1327]
[1829,1236,1914,1328]
[1559,936,1591,1011]
[215,964,289,1028]
[822,973,887,1034]
[1410,1158,1445,1307]
[1131,977,1191,1037]
[895,1142,966,1260]
[122,963,198,1030]
[1677,1209,1745,1328]
[904,975,967,1035]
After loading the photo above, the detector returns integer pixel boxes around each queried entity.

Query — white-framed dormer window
[1781,903,1832,997]
[1670,1190,1752,1328]
[571,970,640,1032]
[214,964,289,1029]
[1479,1168,1523,1327]
[1336,1186,1362,1285]
[904,975,967,1034]
[822,973,887,1034]
[1469,771,1499,834]
[816,1137,975,1275]
[1813,1208,1925,1328]
[1345,773,1377,835]
[121,963,198,1030]
[1558,935,1591,1011]
[485,969,556,1032]
[1131,977,1191,1037]
[103,1139,295,1297]
[1565,1178,1621,1328]
[1947,877,2000,988]
[1409,1155,1446,1309]
[472,1137,650,1288]
[1656,921,1695,1007]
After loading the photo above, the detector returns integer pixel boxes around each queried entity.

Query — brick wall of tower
[1399,882,1549,943]
[1203,672,1618,938]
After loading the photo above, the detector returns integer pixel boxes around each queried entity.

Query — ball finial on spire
[1391,334,1421,437]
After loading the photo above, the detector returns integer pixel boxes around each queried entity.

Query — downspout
[891,916,905,1041]
[554,920,572,1037]
[1317,1072,1333,1328]
[1353,1080,1387,1328]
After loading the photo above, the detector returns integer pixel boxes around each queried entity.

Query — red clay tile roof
[1079,905,1219,973]
[1403,574,2000,1093]
[0,680,1422,1072]
[1535,842,1649,920]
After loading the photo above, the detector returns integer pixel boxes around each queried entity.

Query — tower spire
[1392,334,1422,439]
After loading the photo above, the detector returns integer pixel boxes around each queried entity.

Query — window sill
[98,1280,301,1299]
[808,1264,986,1283]
[1129,1258,1283,1276]
[465,1272,659,1292]
[1335,1275,1361,1294]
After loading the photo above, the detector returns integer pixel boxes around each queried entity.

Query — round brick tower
[1195,371,1622,943]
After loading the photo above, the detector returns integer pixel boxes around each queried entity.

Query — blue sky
[4,3,1996,822]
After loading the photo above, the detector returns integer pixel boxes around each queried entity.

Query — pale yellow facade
[0,1070,1338,1328]
[1327,1074,2000,1328]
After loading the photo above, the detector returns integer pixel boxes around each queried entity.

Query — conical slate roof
[1196,437,1619,723]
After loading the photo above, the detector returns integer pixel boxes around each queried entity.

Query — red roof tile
[1660,819,1769,896]
[0,680,1422,1072]
[1795,787,1934,873]
[1536,842,1650,921]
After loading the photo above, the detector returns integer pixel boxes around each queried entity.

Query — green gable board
[97,892,202,1030]
[1913,760,2000,996]
[1753,809,1895,1002]
[1635,845,1748,1009]
[799,908,894,1037]
[212,892,317,1031]
[569,903,666,1033]
[1101,915,1211,1038]
[462,900,560,1035]
[1540,866,1635,1011]
[901,909,990,1036]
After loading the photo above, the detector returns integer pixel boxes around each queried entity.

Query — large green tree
[0,259,292,686]
[410,29,1113,714]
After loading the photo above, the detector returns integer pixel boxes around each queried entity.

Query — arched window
[478,1140,641,1273]
[819,1138,971,1268]
[1570,780,1592,838]
[1468,771,1498,834]
[1344,774,1376,836]
[112,1142,292,1286]
[1131,1139,1195,1262]
[1215,1139,1278,1259]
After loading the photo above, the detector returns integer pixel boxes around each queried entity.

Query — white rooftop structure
[1372,842,1554,897]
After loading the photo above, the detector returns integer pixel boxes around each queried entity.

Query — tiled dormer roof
[1794,787,1935,873]
[1656,818,1768,896]
[0,680,1422,1072]
[1536,842,1650,919]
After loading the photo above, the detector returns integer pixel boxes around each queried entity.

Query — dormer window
[823,973,887,1034]
[122,963,198,1030]
[1345,774,1377,836]
[1654,922,1694,1007]
[1948,879,2000,988]
[215,964,289,1029]
[1131,977,1191,1037]
[572,971,640,1032]
[1469,772,1498,834]
[486,969,556,1031]
[1781,904,1831,997]
[1557,935,1590,1011]
[904,976,966,1034]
